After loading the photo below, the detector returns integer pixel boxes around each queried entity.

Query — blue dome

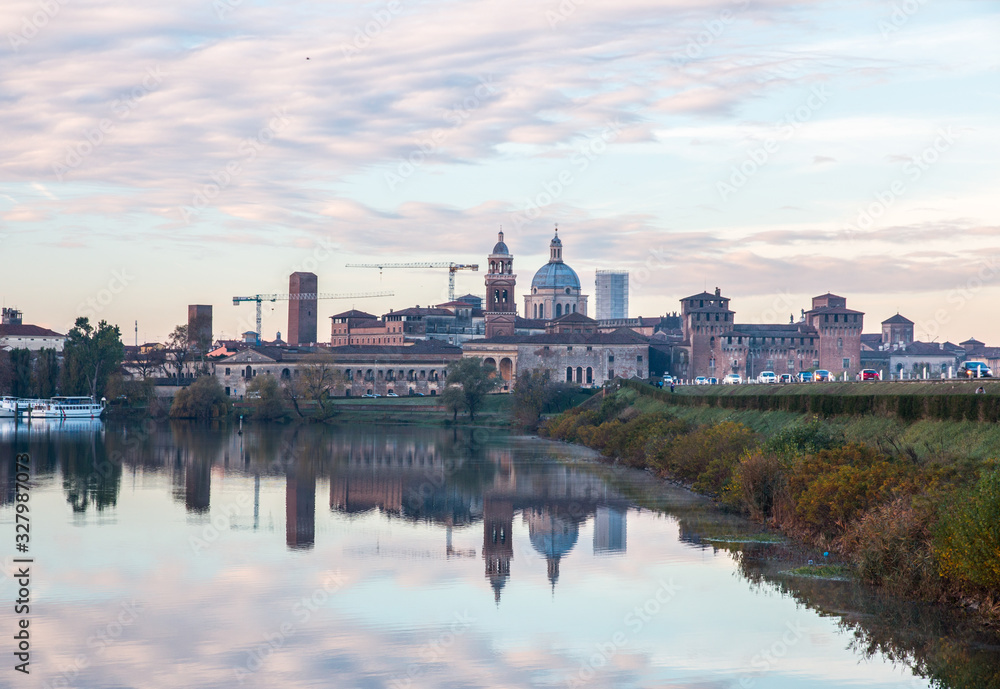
[528,516,579,558]
[531,262,580,290]
[492,240,509,255]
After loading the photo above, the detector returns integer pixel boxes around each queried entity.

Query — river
[1,419,998,688]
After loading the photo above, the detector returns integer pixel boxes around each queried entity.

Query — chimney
[714,287,721,297]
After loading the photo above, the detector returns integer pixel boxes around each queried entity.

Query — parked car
[814,369,832,382]
[361,393,379,398]
[663,375,674,384]
[779,374,793,383]
[386,391,399,397]
[695,376,708,385]
[707,377,719,385]
[757,371,777,384]
[859,369,880,381]
[723,373,743,385]
[798,371,814,383]
[960,361,993,378]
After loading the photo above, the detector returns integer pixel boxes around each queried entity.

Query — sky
[1,0,999,345]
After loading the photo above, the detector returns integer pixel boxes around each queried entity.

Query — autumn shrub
[661,421,758,493]
[730,449,787,520]
[841,496,941,599]
[169,376,229,420]
[935,468,1000,592]
[786,444,915,539]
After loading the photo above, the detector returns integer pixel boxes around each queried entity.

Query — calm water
[1,419,998,689]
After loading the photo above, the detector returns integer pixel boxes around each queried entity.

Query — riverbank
[541,382,1000,627]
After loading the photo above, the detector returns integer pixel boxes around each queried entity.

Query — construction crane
[344,262,478,302]
[232,291,393,342]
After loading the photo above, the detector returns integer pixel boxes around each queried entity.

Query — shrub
[731,449,787,519]
[935,469,1000,592]
[841,497,940,599]
[169,376,229,420]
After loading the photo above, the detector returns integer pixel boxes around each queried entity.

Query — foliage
[841,497,940,599]
[9,348,32,397]
[169,376,229,419]
[247,375,286,420]
[284,351,345,420]
[32,347,59,397]
[511,370,578,429]
[104,374,155,409]
[125,347,166,378]
[441,385,464,423]
[0,349,10,394]
[731,449,787,519]
[61,317,125,399]
[785,444,913,539]
[445,358,499,422]
[935,469,1000,592]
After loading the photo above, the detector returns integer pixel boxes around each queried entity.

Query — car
[859,369,880,381]
[779,374,793,383]
[798,371,814,383]
[960,361,993,378]
[707,377,718,385]
[361,393,380,398]
[409,391,425,396]
[386,391,399,397]
[695,376,708,385]
[723,373,743,384]
[757,371,777,384]
[814,369,832,382]
[663,375,674,384]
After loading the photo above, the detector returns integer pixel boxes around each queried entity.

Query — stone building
[803,293,865,376]
[462,327,650,391]
[881,313,914,347]
[215,340,462,398]
[524,228,589,320]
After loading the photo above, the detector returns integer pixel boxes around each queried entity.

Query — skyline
[2,0,999,344]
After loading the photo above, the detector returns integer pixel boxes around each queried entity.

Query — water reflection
[2,419,999,689]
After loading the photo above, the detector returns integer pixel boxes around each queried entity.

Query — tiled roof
[881,313,913,325]
[470,327,648,346]
[0,324,64,337]
[330,309,378,320]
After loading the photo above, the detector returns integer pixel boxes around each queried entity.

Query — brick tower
[485,231,516,338]
[288,271,318,345]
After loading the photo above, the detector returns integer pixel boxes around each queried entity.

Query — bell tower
[485,230,517,338]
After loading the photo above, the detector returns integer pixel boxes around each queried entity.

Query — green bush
[169,376,229,420]
[935,469,1000,591]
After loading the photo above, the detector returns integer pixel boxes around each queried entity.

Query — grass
[782,564,854,580]
[673,380,1000,396]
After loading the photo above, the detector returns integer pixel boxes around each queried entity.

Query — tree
[124,347,167,379]
[0,349,11,395]
[10,348,32,397]
[511,369,577,430]
[60,318,125,399]
[32,347,59,397]
[169,376,229,419]
[165,325,191,378]
[441,385,464,423]
[247,374,286,420]
[444,357,499,422]
[284,351,346,420]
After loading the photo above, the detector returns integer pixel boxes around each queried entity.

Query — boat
[30,396,106,418]
[0,397,16,418]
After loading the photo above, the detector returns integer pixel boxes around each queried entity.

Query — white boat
[30,396,106,418]
[0,397,17,418]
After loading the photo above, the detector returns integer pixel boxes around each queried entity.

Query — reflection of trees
[61,432,121,513]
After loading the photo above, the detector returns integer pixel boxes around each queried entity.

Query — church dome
[491,230,510,256]
[527,511,579,558]
[531,262,580,290]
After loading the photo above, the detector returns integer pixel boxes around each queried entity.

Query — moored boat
[30,396,106,418]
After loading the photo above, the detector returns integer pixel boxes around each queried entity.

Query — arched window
[576,367,583,383]
[502,289,508,303]
[245,365,252,378]
[556,303,563,317]
[586,367,593,384]
[566,367,573,382]
[572,304,576,313]
[281,368,290,379]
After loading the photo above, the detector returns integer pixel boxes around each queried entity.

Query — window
[225,386,230,396]
[225,367,230,375]
[567,346,573,351]
[566,367,573,382]
[837,338,843,348]
[586,346,592,351]
[586,367,593,384]
[843,358,850,369]
[608,355,614,363]
[637,355,643,362]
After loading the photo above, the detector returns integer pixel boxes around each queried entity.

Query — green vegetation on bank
[541,383,1000,624]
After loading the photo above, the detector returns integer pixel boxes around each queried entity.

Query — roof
[881,313,914,325]
[470,327,648,346]
[330,309,378,320]
[805,306,864,316]
[549,312,597,325]
[436,301,473,308]
[0,324,64,338]
[387,307,455,317]
[326,340,463,356]
[531,261,580,290]
[961,337,984,346]
[681,291,725,301]
[722,323,819,339]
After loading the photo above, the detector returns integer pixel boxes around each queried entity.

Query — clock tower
[485,230,516,338]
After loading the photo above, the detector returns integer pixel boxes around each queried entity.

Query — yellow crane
[344,262,478,302]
